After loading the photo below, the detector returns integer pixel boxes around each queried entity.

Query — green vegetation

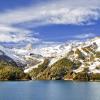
[0,49,99,81]
[96,66,100,70]
[75,49,85,60]
[73,68,91,81]
[74,67,100,81]
[49,58,74,80]
[0,57,31,81]
[29,59,50,79]
[82,46,94,54]
[92,74,100,80]
[0,57,17,68]
[30,58,75,80]
[95,52,100,58]
[67,50,74,56]
[0,66,30,80]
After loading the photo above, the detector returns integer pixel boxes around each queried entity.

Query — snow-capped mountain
[23,37,100,74]
[67,37,100,74]
[0,37,100,74]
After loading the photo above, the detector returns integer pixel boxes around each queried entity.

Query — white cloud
[74,33,96,39]
[35,41,62,48]
[0,24,30,33]
[0,25,40,43]
[0,0,99,26]
[0,0,99,46]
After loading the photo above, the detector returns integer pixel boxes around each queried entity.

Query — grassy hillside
[30,58,77,80]
[0,55,31,80]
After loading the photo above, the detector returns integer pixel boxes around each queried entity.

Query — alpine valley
[0,37,100,81]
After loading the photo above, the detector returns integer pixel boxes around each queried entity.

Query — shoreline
[0,79,100,82]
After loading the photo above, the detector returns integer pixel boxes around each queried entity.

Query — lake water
[0,81,100,100]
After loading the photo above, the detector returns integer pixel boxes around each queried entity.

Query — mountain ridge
[0,37,100,80]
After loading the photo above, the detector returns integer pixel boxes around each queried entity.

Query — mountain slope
[0,37,100,80]
[29,37,100,80]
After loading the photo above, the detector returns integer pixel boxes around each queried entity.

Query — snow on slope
[24,59,44,73]
[94,37,100,51]
[0,37,100,73]
[0,45,25,65]
[14,37,100,73]
[48,45,72,66]
[72,37,100,73]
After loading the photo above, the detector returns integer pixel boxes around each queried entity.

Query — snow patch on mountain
[0,37,100,73]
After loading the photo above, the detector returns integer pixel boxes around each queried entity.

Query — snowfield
[0,37,100,73]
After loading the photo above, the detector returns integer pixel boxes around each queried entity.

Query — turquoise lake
[0,81,100,100]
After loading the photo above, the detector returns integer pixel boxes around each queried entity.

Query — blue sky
[0,0,100,48]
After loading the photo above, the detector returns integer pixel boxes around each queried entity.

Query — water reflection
[0,81,100,100]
